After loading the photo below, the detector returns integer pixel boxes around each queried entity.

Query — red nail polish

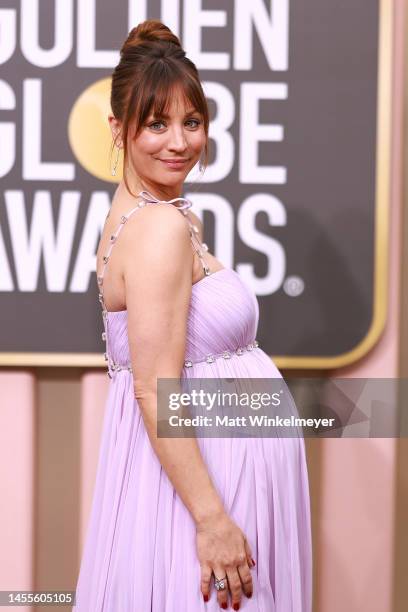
[221,604,228,610]
[203,594,209,602]
[247,591,253,598]
[233,604,240,610]
[251,557,256,566]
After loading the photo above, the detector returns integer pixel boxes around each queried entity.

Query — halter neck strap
[138,190,193,211]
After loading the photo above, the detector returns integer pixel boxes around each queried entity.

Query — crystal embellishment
[120,215,127,223]
[181,340,259,368]
[109,361,133,372]
[116,339,260,372]
[103,256,109,264]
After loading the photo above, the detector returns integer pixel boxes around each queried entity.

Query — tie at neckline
[138,190,193,211]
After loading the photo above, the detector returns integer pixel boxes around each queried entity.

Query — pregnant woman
[73,19,312,612]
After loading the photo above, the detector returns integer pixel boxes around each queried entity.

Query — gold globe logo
[67,77,122,182]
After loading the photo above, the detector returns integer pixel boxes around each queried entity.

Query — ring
[214,574,227,591]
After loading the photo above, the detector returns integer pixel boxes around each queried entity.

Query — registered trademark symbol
[283,275,304,297]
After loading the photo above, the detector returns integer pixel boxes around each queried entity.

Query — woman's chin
[155,172,188,186]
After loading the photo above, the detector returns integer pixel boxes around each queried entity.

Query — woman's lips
[158,158,189,169]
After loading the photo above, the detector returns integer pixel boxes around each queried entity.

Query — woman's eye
[186,118,201,128]
[149,121,165,130]
[148,118,201,130]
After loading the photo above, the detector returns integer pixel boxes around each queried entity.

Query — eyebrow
[150,109,199,119]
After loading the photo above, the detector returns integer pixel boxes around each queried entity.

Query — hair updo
[110,20,210,196]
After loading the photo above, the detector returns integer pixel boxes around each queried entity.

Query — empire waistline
[104,339,260,378]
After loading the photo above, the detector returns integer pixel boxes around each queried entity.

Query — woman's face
[125,89,206,194]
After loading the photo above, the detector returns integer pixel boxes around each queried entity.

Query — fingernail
[221,604,228,610]
[251,557,256,566]
[247,591,253,598]
[203,594,209,602]
[233,604,240,610]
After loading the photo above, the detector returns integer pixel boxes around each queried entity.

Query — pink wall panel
[0,372,35,612]
[78,373,109,555]
[317,1,405,610]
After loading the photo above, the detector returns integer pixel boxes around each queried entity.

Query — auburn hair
[110,20,210,196]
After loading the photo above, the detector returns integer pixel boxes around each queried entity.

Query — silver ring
[214,574,227,591]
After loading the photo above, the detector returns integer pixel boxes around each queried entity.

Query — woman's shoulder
[123,200,204,242]
[105,197,204,248]
[119,203,194,277]
[117,201,192,253]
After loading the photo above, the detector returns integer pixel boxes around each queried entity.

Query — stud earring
[111,145,120,176]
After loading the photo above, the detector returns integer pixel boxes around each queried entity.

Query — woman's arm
[122,203,224,525]
[122,203,254,607]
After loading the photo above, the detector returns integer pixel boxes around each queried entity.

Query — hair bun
[121,20,182,54]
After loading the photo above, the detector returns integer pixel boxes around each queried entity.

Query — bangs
[150,78,202,118]
[130,61,208,136]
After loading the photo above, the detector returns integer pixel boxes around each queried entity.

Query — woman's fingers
[200,564,212,603]
[196,523,256,606]
[244,536,255,569]
[213,567,229,609]
[237,561,254,599]
[226,566,244,610]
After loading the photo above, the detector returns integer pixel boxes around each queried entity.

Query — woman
[74,19,312,612]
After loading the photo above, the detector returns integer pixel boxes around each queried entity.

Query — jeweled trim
[103,339,260,377]
[183,340,260,368]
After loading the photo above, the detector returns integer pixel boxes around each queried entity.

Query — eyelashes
[147,118,202,131]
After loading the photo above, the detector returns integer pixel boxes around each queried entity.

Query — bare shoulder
[122,202,190,239]
[120,203,193,271]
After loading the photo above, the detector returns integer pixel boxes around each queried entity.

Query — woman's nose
[167,126,188,151]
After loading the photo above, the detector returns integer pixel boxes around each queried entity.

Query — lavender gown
[73,190,312,611]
